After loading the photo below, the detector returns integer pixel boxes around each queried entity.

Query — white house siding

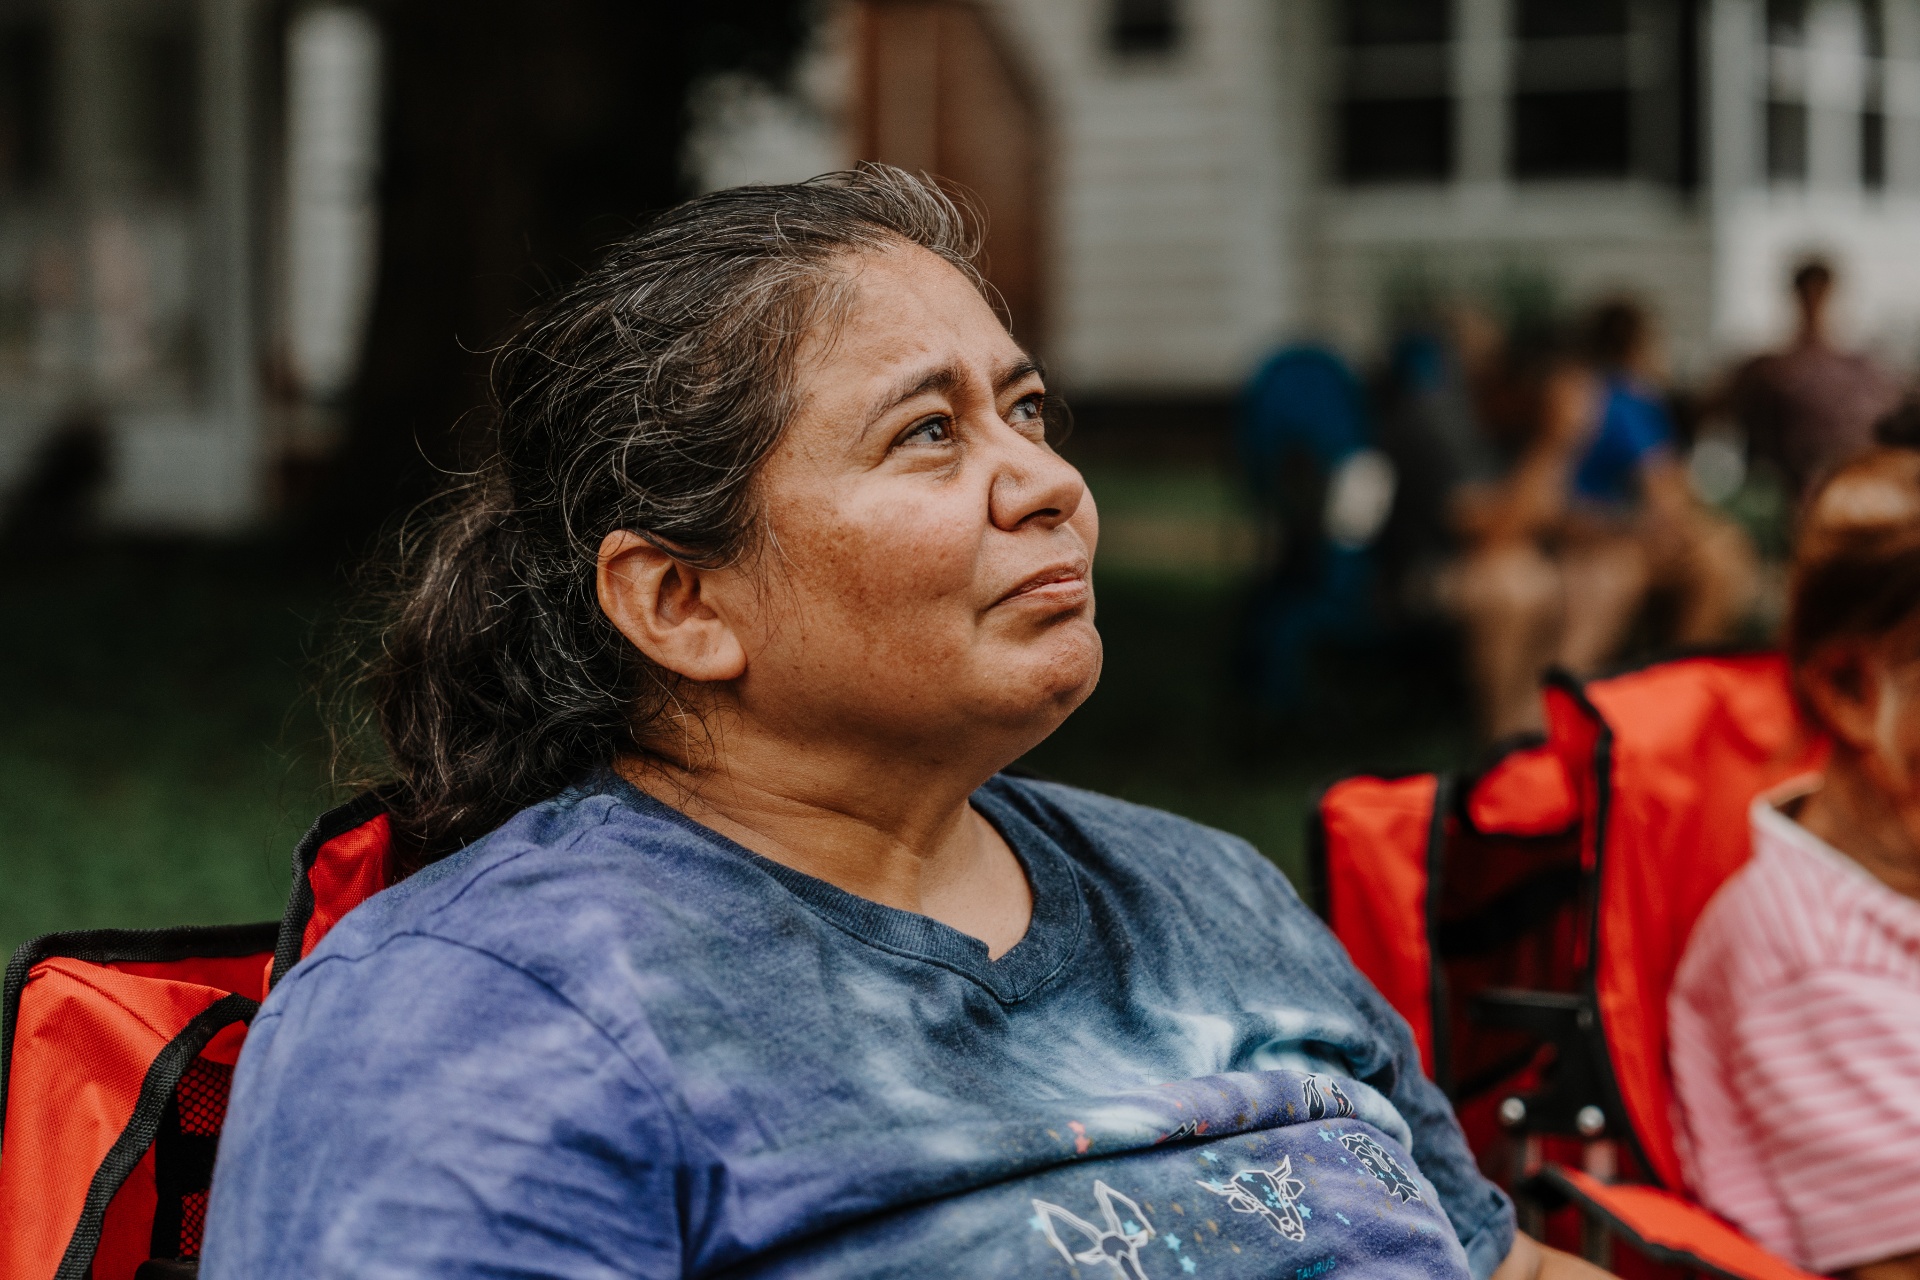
[992,0,1306,394]
[1703,0,1920,365]
[1711,194,1920,365]
[990,0,1920,398]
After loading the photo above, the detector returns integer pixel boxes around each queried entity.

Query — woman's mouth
[996,561,1092,608]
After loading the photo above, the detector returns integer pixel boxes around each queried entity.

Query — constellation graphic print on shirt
[1196,1154,1310,1241]
[1302,1075,1355,1120]
[1033,1180,1157,1279]
[1340,1130,1423,1203]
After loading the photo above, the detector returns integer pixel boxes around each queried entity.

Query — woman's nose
[987,430,1086,533]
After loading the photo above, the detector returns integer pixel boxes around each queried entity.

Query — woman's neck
[1796,754,1920,901]
[615,733,1035,957]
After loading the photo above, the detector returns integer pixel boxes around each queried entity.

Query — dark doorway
[851,1,1047,349]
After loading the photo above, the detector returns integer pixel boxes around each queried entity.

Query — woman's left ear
[596,530,749,683]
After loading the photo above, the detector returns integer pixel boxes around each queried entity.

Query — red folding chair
[0,792,393,1280]
[1314,654,1828,1279]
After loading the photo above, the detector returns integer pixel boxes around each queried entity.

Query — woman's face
[1805,632,1920,848]
[728,243,1101,765]
[1860,646,1920,844]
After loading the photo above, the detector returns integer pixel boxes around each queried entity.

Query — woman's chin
[984,630,1103,730]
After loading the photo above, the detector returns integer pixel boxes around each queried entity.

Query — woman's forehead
[834,245,1005,342]
[799,244,1027,399]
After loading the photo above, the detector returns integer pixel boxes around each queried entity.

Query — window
[1766,0,1807,47]
[1516,0,1625,38]
[1349,0,1449,43]
[1511,0,1631,178]
[1768,100,1809,180]
[1863,0,1887,188]
[1766,0,1809,181]
[118,24,200,195]
[1338,0,1453,183]
[0,18,54,193]
[1109,0,1179,55]
[1331,0,1695,189]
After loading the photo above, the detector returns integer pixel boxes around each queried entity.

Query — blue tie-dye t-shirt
[203,773,1514,1280]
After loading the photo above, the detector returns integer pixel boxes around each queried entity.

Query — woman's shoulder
[1677,801,1882,1002]
[276,780,758,1015]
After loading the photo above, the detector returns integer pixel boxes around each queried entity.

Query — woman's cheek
[858,501,979,592]
[1883,664,1920,784]
[1885,671,1920,841]
[1073,489,1099,559]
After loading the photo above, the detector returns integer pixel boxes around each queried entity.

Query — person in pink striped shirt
[1671,438,1920,1278]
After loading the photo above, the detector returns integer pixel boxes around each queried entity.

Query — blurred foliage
[1077,464,1251,519]
[1376,254,1564,337]
[1719,458,1794,561]
[1024,567,1473,888]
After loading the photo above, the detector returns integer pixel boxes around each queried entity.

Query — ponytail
[362,483,636,871]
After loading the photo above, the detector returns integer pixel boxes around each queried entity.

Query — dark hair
[355,165,986,867]
[1875,396,1920,450]
[1473,319,1577,452]
[1792,256,1834,296]
[1787,447,1920,705]
[1583,297,1648,372]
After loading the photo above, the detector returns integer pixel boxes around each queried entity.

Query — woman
[203,167,1596,1279]
[1670,439,1920,1278]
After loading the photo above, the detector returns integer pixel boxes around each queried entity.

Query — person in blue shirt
[1559,300,1757,675]
[202,166,1607,1280]
[1444,302,1756,739]
[1573,359,1675,508]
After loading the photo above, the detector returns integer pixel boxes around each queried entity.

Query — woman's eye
[1009,393,1045,423]
[900,415,953,446]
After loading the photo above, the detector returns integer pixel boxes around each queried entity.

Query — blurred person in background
[1559,301,1756,671]
[1444,303,1755,740]
[1722,257,1902,507]
[1373,303,1507,605]
[1669,427,1920,1279]
[1442,338,1599,741]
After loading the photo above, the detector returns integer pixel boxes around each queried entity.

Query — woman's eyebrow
[997,356,1045,391]
[863,353,1045,432]
[873,363,964,421]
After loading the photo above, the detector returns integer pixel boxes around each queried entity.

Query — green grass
[1023,566,1474,885]
[1077,464,1252,520]
[0,545,334,957]
[0,538,1477,960]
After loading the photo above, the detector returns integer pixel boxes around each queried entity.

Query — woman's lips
[996,562,1091,607]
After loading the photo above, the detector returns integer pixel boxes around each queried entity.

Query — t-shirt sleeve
[1227,835,1518,1280]
[202,934,686,1279]
[1346,951,1517,1280]
[1725,968,1920,1273]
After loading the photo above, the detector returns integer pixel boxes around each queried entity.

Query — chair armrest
[1536,1165,1821,1280]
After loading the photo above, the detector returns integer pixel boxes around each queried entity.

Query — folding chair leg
[1514,1135,1547,1238]
[1579,1214,1614,1270]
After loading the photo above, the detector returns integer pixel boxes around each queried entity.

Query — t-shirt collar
[595,769,1085,1004]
